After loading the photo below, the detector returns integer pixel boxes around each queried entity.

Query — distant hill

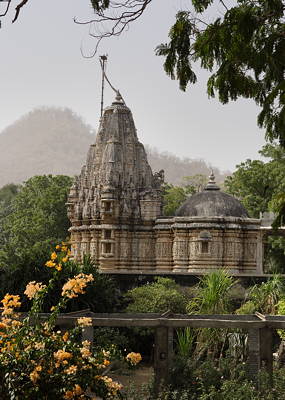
[0,107,230,187]
[0,107,94,187]
[146,146,230,186]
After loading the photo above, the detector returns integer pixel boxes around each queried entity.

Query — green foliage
[0,183,19,209]
[125,277,187,314]
[0,183,20,245]
[163,174,207,216]
[0,252,121,314]
[185,271,237,360]
[157,0,285,144]
[163,184,191,216]
[237,275,284,315]
[276,299,285,339]
[155,357,257,400]
[0,255,123,399]
[224,160,273,218]
[187,270,236,314]
[2,175,72,254]
[0,175,72,292]
[131,367,285,399]
[90,0,110,12]
[176,327,195,358]
[225,143,285,218]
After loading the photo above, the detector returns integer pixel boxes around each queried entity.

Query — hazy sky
[0,0,266,172]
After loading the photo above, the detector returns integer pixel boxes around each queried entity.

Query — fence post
[247,327,273,386]
[154,326,173,393]
[260,327,273,385]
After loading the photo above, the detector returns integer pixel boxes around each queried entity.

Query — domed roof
[175,172,249,218]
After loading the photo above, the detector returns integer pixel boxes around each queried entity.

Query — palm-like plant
[237,275,284,315]
[186,270,237,361]
[187,270,237,315]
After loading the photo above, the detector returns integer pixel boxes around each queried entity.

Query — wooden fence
[42,310,285,390]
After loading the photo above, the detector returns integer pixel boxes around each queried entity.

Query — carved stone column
[155,230,173,272]
[72,230,82,262]
[81,228,91,258]
[172,230,189,272]
[89,228,100,264]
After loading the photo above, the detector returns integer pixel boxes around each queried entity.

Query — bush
[125,277,187,314]
[0,245,125,399]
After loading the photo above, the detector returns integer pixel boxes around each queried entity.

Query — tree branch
[0,0,11,18]
[12,0,30,23]
[75,0,152,56]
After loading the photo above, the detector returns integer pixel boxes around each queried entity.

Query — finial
[205,169,220,191]
[112,90,124,105]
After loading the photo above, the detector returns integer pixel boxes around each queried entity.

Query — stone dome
[175,172,249,218]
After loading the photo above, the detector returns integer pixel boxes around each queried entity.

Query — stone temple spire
[67,93,163,226]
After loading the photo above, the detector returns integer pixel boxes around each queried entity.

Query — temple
[67,94,269,275]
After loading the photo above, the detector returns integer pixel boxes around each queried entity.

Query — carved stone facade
[67,94,264,275]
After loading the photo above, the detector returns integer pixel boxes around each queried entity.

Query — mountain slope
[0,107,94,186]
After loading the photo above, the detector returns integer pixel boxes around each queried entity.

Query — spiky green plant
[187,270,237,315]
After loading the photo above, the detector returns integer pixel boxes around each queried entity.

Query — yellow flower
[51,252,57,260]
[63,391,73,399]
[62,246,68,252]
[1,294,21,315]
[53,350,72,363]
[29,365,42,383]
[11,320,22,328]
[62,256,69,263]
[24,281,46,300]
[98,376,123,395]
[56,263,62,271]
[73,384,83,395]
[62,331,69,342]
[34,342,45,350]
[80,346,91,359]
[61,274,94,299]
[77,317,92,327]
[56,244,61,250]
[63,384,83,399]
[126,352,142,366]
[0,322,7,330]
[64,365,77,375]
[45,260,56,268]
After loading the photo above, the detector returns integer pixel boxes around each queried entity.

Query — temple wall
[70,217,263,276]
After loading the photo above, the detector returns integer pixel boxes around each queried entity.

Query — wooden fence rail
[32,311,285,390]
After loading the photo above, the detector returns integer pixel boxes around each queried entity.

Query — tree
[224,159,273,219]
[163,183,194,216]
[163,174,207,216]
[157,0,285,146]
[224,144,285,272]
[224,144,285,218]
[0,183,20,243]
[0,175,73,271]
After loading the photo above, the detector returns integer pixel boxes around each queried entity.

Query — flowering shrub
[126,352,142,367]
[0,244,123,399]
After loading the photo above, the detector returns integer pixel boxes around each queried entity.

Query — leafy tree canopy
[224,143,285,218]
[157,0,285,145]
[0,175,73,269]
[163,174,207,216]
